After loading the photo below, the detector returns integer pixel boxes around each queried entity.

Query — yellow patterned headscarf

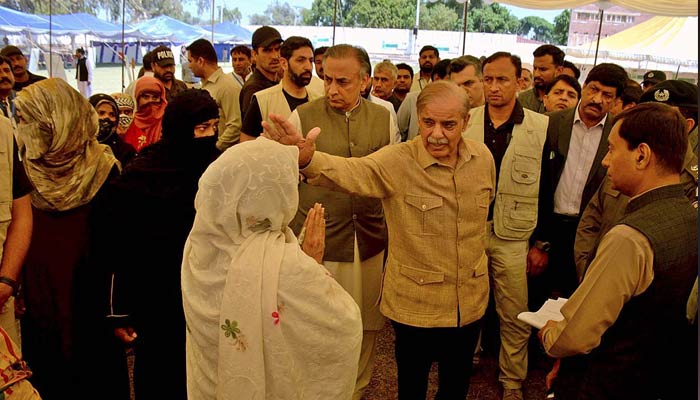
[14,78,120,211]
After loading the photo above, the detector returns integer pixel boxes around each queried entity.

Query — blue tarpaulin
[131,15,233,44]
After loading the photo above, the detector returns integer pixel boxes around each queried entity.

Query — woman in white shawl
[182,137,362,399]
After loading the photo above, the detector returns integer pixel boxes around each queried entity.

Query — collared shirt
[410,76,430,93]
[541,224,654,357]
[484,101,525,182]
[553,104,606,215]
[200,67,242,151]
[231,71,252,88]
[301,137,496,327]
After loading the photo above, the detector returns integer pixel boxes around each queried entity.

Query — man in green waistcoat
[287,44,392,400]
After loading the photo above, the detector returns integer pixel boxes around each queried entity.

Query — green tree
[468,3,519,34]
[250,0,296,25]
[345,0,414,28]
[518,16,554,42]
[419,3,459,31]
[222,7,242,24]
[249,14,273,25]
[553,9,571,46]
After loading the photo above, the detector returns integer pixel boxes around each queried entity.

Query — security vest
[254,82,324,134]
[463,105,548,240]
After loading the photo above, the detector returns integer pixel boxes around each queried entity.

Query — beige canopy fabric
[494,0,697,17]
[566,16,698,72]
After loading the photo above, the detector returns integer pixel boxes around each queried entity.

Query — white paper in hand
[517,297,568,329]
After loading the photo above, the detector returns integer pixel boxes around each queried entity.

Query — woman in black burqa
[92,88,220,400]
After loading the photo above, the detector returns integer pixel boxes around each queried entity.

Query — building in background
[567,5,653,47]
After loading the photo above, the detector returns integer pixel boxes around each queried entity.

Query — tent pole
[593,8,604,66]
[49,1,52,77]
[211,0,215,43]
[674,64,680,79]
[461,0,468,55]
[121,0,125,91]
[332,0,337,45]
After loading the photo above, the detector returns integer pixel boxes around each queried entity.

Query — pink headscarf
[124,77,167,152]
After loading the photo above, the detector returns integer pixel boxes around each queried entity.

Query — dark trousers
[529,213,579,310]
[392,319,481,400]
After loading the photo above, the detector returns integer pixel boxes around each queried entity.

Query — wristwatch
[534,240,551,253]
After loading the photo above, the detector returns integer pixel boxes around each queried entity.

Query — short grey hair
[323,44,371,79]
[373,61,398,80]
[417,80,470,120]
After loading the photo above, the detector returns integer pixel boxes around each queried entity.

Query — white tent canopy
[493,0,697,17]
[566,16,698,73]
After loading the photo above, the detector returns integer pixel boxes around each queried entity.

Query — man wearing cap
[151,45,188,103]
[240,26,284,119]
[0,45,45,91]
[74,47,93,98]
[640,70,667,93]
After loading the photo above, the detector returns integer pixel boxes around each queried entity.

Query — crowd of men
[0,25,697,400]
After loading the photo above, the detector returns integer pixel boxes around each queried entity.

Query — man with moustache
[0,56,16,121]
[240,26,284,118]
[394,63,413,102]
[284,44,393,400]
[519,44,565,113]
[150,45,188,102]
[264,80,495,400]
[0,45,45,91]
[230,45,252,88]
[449,56,485,109]
[240,36,323,142]
[543,75,581,113]
[463,52,549,400]
[410,45,439,92]
[528,63,629,305]
[371,60,402,112]
[519,66,533,91]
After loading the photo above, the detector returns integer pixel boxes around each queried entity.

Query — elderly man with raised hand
[264,80,496,400]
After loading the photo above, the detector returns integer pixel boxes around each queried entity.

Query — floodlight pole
[461,0,468,55]
[211,0,216,43]
[332,0,338,45]
[121,0,126,91]
[593,8,604,66]
[48,2,52,77]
